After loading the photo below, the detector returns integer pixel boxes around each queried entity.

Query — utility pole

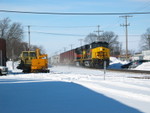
[120,15,132,60]
[148,35,150,49]
[78,39,83,46]
[28,25,31,50]
[94,25,103,41]
[64,47,66,52]
[70,44,73,50]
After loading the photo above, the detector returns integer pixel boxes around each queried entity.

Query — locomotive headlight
[100,48,103,51]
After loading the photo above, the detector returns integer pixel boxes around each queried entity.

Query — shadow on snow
[0,81,141,113]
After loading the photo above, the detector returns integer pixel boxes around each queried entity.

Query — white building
[142,50,150,60]
[131,53,143,61]
[50,55,60,65]
[131,50,150,61]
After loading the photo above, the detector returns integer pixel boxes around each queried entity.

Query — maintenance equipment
[17,48,49,73]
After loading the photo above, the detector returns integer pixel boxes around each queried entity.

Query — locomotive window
[75,48,82,54]
[91,42,109,48]
[92,43,100,48]
[23,52,28,57]
[100,43,109,48]
[30,52,36,57]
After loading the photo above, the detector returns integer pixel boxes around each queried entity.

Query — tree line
[0,17,150,60]
[84,28,150,56]
[0,17,44,61]
[84,32,121,56]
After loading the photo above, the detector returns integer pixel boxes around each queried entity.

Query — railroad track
[80,66,150,79]
[108,69,150,74]
[107,69,150,79]
[74,65,150,74]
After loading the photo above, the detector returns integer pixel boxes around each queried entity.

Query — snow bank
[6,61,22,73]
[134,62,150,71]
[108,57,128,69]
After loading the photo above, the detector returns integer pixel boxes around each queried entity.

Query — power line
[24,25,96,28]
[0,9,150,15]
[134,1,150,12]
[30,31,86,36]
[24,31,147,37]
[119,35,144,36]
[24,30,147,37]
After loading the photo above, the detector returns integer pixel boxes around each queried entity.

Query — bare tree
[84,33,97,44]
[30,45,46,54]
[100,31,118,47]
[0,17,10,39]
[0,17,47,60]
[84,31,122,56]
[0,17,24,60]
[100,31,121,56]
[140,28,150,51]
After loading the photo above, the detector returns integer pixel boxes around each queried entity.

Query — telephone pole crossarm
[94,25,103,41]
[120,15,132,60]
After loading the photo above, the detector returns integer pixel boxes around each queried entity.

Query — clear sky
[0,0,150,56]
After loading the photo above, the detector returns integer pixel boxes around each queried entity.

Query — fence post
[104,61,106,80]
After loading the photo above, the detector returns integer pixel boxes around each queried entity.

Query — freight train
[59,41,110,68]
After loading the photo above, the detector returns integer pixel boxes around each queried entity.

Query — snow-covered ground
[109,57,150,71]
[134,62,150,71]
[0,60,150,113]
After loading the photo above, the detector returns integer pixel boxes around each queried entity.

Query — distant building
[142,50,150,60]
[117,54,131,61]
[131,52,143,61]
[50,55,60,65]
[131,50,150,61]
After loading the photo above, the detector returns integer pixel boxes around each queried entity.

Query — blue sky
[0,0,150,56]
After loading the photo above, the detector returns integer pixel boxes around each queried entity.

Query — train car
[0,38,7,66]
[59,41,110,68]
[74,41,110,68]
[60,49,75,65]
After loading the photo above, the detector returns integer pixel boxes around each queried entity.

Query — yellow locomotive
[59,41,110,68]
[75,41,110,68]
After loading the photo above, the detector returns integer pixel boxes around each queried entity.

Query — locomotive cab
[74,41,110,68]
[91,41,110,68]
